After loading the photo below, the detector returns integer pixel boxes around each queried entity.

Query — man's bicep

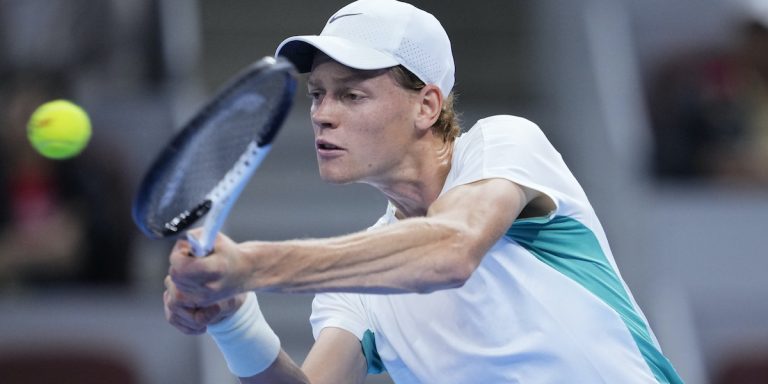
[302,327,368,384]
[428,178,536,256]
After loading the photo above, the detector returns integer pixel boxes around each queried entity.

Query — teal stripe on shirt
[361,329,385,374]
[506,216,683,384]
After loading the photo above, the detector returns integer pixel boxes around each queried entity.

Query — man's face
[307,56,420,185]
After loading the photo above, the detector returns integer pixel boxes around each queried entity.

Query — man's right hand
[163,274,246,335]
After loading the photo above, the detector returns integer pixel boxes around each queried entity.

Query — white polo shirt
[310,115,682,383]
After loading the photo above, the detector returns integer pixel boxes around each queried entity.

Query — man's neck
[368,138,454,219]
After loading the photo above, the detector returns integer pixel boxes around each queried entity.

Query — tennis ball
[27,100,92,159]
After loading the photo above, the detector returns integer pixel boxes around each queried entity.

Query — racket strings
[209,142,263,204]
[136,65,294,237]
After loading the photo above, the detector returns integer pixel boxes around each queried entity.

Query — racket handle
[187,232,211,257]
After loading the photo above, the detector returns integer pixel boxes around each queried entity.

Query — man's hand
[163,273,247,335]
[168,230,252,306]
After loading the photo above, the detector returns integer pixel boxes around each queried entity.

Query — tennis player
[164,0,684,383]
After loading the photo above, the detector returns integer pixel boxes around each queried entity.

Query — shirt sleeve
[449,115,589,219]
[310,292,369,341]
[310,293,386,374]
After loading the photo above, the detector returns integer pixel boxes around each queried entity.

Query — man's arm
[236,350,309,384]
[239,328,367,384]
[301,328,368,384]
[170,178,539,303]
[165,277,367,384]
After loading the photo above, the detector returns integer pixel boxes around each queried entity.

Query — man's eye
[345,93,364,101]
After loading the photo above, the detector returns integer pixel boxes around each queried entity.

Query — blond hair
[389,66,461,142]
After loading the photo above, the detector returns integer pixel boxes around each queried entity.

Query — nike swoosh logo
[328,13,363,24]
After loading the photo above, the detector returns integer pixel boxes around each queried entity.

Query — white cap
[275,0,455,96]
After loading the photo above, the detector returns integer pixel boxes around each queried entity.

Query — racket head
[132,56,297,239]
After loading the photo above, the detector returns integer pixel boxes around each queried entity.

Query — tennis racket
[132,56,297,256]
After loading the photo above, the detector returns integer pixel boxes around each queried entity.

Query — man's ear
[414,85,443,132]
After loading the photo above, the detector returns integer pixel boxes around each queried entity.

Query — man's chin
[318,170,356,185]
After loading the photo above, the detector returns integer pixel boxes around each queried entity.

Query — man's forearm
[240,216,477,294]
[236,178,527,296]
[239,350,310,384]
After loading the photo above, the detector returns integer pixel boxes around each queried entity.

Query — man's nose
[311,98,339,130]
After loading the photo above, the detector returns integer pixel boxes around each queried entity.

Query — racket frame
[132,56,296,256]
[188,142,272,256]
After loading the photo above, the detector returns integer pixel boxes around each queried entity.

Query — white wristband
[206,292,281,377]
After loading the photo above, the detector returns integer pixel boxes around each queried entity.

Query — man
[164,1,684,383]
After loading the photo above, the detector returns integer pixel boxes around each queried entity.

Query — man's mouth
[317,143,341,150]
[316,140,343,151]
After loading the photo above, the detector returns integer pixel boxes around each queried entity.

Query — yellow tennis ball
[27,100,92,160]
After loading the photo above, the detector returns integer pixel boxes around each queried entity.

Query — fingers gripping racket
[132,56,297,256]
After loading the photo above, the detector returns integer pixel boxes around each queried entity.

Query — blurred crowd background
[1,0,767,383]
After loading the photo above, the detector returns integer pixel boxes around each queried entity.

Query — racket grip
[187,232,211,257]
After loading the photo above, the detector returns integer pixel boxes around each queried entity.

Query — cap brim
[275,35,400,73]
